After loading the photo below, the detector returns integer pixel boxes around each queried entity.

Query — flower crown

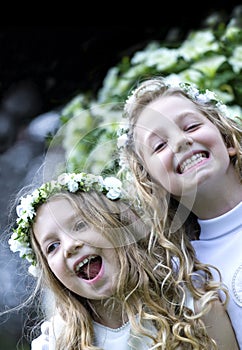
[117,79,230,152]
[9,172,122,276]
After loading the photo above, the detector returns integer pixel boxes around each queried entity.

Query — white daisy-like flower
[8,236,23,253]
[106,188,122,200]
[67,179,79,192]
[196,92,211,103]
[117,134,128,149]
[17,195,35,219]
[103,177,122,200]
[19,246,33,258]
[58,173,69,185]
[103,176,122,189]
[124,92,136,115]
[28,264,40,278]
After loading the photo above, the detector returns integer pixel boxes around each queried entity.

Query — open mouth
[177,151,209,174]
[75,255,102,280]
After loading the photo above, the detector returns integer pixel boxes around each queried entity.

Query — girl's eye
[47,242,60,254]
[153,141,166,152]
[185,123,201,131]
[74,221,86,231]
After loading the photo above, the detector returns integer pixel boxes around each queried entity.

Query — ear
[227,146,236,157]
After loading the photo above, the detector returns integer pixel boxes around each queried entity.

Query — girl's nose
[64,238,84,258]
[171,133,193,153]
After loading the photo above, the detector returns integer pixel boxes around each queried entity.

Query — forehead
[141,94,195,119]
[33,197,80,241]
[133,95,196,136]
[35,197,77,225]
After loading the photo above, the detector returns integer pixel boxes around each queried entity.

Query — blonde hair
[29,190,226,349]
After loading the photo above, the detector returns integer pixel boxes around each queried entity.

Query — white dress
[31,290,194,350]
[191,201,242,348]
[31,314,156,350]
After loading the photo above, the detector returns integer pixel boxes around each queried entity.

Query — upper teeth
[75,255,96,273]
[179,153,206,173]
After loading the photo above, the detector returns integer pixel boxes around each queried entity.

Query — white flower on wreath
[102,177,122,200]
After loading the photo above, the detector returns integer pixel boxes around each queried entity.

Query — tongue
[81,257,102,280]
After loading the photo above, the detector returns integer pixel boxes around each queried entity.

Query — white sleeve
[31,314,65,350]
[31,321,51,350]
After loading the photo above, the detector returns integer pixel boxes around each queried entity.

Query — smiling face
[33,197,120,300]
[134,95,236,199]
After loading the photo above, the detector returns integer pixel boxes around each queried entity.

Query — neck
[90,298,128,329]
[179,171,242,220]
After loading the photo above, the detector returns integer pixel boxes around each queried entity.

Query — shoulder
[31,314,65,350]
[31,320,51,350]
[201,299,239,349]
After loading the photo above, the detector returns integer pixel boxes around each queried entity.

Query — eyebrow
[37,231,55,249]
[135,132,158,159]
[145,121,166,142]
[37,212,80,246]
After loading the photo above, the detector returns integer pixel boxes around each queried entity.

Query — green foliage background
[48,6,242,176]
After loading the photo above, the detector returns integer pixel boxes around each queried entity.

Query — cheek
[200,126,223,145]
[145,150,172,173]
[48,259,64,278]
[205,130,229,155]
[144,156,173,190]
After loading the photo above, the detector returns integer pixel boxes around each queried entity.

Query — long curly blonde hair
[30,190,227,349]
